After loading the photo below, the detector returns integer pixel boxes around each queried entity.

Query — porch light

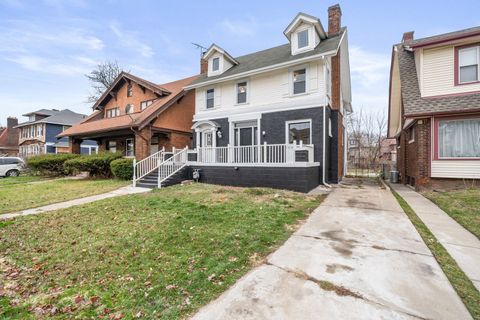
[217,130,222,139]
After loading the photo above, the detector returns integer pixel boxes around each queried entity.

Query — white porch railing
[158,147,188,187]
[195,143,314,164]
[133,147,165,187]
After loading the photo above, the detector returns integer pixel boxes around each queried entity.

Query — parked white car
[0,157,25,177]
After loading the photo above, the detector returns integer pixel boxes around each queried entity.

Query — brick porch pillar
[135,127,151,160]
[69,138,82,154]
[415,118,431,188]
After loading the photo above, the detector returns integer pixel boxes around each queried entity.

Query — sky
[1,0,480,125]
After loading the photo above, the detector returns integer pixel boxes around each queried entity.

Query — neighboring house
[59,72,198,160]
[16,109,97,158]
[171,5,352,192]
[388,28,480,189]
[379,138,397,164]
[0,117,19,156]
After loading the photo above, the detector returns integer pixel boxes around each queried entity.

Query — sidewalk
[192,179,471,320]
[0,185,151,220]
[391,183,480,292]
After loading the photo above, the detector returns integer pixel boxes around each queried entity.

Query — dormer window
[298,29,309,49]
[457,45,479,84]
[212,57,220,71]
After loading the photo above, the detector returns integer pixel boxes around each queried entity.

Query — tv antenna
[192,42,207,56]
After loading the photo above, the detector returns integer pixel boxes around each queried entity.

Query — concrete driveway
[192,178,471,320]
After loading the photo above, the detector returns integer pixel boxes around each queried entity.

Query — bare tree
[346,108,387,177]
[85,61,124,103]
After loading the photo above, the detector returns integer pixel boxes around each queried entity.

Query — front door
[233,121,258,162]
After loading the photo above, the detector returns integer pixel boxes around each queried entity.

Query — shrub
[64,152,122,177]
[27,153,80,176]
[110,158,134,180]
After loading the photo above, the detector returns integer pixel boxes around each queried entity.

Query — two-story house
[59,72,198,160]
[388,27,480,189]
[176,5,352,192]
[16,109,97,158]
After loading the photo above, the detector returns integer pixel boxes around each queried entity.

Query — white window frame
[212,57,220,71]
[125,138,134,157]
[408,126,415,144]
[297,29,309,49]
[205,88,215,109]
[285,119,313,145]
[292,25,315,55]
[290,65,309,96]
[234,80,249,105]
[458,45,480,84]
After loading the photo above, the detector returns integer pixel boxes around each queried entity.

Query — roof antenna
[192,42,207,56]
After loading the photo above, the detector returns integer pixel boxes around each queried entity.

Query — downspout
[322,56,332,188]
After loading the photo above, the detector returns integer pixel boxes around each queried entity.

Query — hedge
[63,152,122,177]
[27,153,80,176]
[110,158,134,180]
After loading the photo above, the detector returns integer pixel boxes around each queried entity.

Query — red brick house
[0,117,19,156]
[388,27,480,190]
[59,72,198,160]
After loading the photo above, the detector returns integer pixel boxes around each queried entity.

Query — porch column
[69,138,82,154]
[195,129,201,148]
[135,126,151,160]
[211,128,217,147]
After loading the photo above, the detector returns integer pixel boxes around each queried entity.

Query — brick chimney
[328,4,342,36]
[6,117,18,146]
[200,57,208,74]
[402,31,414,43]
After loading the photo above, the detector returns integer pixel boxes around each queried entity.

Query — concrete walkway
[391,183,480,292]
[0,185,150,220]
[192,178,471,320]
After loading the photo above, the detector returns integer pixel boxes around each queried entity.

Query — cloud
[6,55,98,75]
[349,45,390,111]
[218,17,258,36]
[109,22,154,58]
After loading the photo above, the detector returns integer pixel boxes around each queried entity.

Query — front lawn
[424,189,480,239]
[0,175,46,186]
[0,184,323,319]
[0,179,129,214]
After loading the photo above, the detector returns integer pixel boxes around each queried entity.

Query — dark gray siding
[187,165,320,193]
[46,124,65,143]
[192,117,229,147]
[328,110,340,183]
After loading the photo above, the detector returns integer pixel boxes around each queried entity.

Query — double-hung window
[297,29,309,49]
[287,120,311,145]
[125,138,134,157]
[108,141,117,153]
[438,118,480,158]
[140,100,153,110]
[293,68,306,94]
[458,46,480,84]
[127,83,133,97]
[236,81,247,104]
[206,89,215,109]
[212,57,220,72]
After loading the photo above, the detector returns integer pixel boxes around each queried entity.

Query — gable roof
[283,12,327,41]
[93,71,172,110]
[16,109,87,127]
[396,44,480,116]
[409,26,480,49]
[203,44,239,65]
[58,75,199,138]
[22,109,59,117]
[188,29,344,87]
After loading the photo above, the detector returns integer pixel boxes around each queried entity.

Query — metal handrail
[133,147,165,187]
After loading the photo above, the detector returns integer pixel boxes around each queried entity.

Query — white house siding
[431,160,480,179]
[421,45,480,97]
[194,60,326,121]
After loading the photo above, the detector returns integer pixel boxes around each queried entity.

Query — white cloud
[349,45,390,112]
[6,54,98,75]
[109,22,154,58]
[218,17,258,36]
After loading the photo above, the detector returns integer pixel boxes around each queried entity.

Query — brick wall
[104,80,158,116]
[400,118,431,189]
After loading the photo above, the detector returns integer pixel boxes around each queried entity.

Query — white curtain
[439,119,480,158]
